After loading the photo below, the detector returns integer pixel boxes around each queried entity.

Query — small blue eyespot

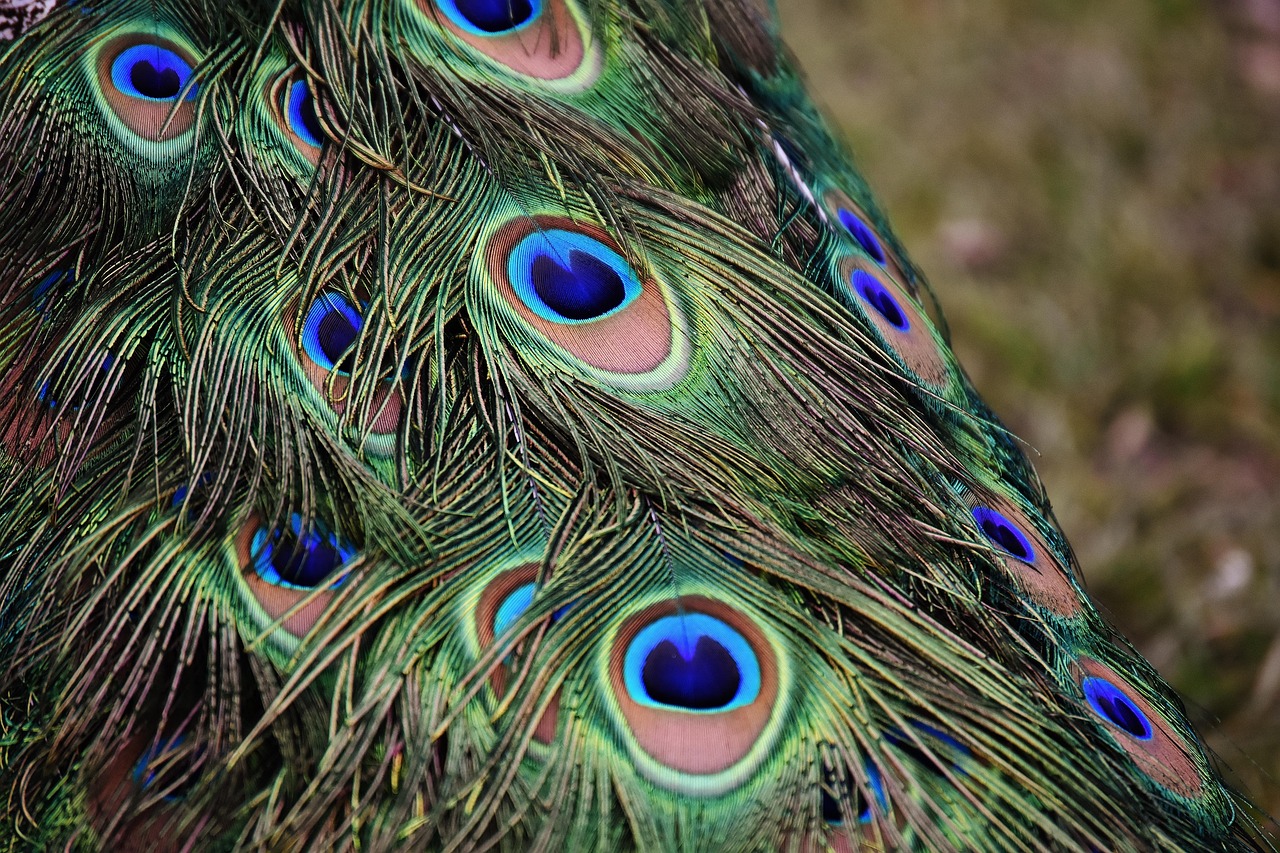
[33,270,72,313]
[301,293,363,373]
[284,79,324,149]
[836,208,887,265]
[850,270,909,331]
[252,514,354,590]
[623,613,760,712]
[437,0,540,34]
[508,229,642,324]
[110,44,198,102]
[171,473,214,510]
[822,760,886,826]
[132,736,190,802]
[1083,677,1154,741]
[971,507,1036,565]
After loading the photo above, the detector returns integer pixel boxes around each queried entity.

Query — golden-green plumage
[0,0,1269,849]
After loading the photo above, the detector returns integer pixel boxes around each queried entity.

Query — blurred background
[774,0,1280,820]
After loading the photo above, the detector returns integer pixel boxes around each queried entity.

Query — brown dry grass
[776,0,1280,821]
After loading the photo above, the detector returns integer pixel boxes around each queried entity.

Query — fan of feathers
[0,0,1270,849]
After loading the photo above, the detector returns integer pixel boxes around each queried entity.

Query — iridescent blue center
[971,507,1036,565]
[301,293,362,373]
[623,613,760,712]
[111,44,198,102]
[850,270,908,331]
[1083,677,1153,741]
[509,229,642,324]
[438,0,540,34]
[284,79,324,149]
[837,208,887,264]
[251,514,354,590]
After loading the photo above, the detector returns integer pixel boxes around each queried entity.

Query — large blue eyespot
[850,269,909,331]
[508,229,642,324]
[301,293,363,373]
[623,613,760,712]
[971,507,1036,565]
[1083,677,1154,741]
[837,208,887,265]
[251,514,354,590]
[438,0,540,34]
[284,79,324,149]
[111,44,198,102]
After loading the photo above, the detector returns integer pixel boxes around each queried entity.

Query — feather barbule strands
[0,0,1268,850]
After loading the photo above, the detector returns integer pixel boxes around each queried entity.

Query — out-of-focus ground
[776,0,1280,822]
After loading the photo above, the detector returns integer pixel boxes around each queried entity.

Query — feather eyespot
[291,293,403,446]
[475,565,560,744]
[625,613,760,712]
[1083,678,1153,741]
[236,514,354,639]
[487,216,690,391]
[33,270,71,313]
[438,0,541,34]
[88,733,196,842]
[965,497,1082,617]
[511,228,640,323]
[284,79,324,150]
[837,255,951,390]
[302,292,361,374]
[132,736,199,803]
[96,36,199,143]
[822,759,886,826]
[419,0,590,82]
[607,598,783,790]
[971,507,1035,564]
[251,514,354,591]
[111,45,197,102]
[822,189,913,289]
[850,269,909,331]
[1071,658,1204,797]
[837,208,887,265]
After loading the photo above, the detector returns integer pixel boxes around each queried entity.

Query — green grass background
[775,0,1280,819]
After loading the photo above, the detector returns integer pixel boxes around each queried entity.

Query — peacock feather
[0,0,1270,849]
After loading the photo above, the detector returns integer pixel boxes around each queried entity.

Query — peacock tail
[0,0,1267,849]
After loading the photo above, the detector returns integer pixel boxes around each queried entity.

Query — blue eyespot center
[285,79,323,149]
[509,229,642,324]
[301,293,363,373]
[132,736,192,802]
[837,208,886,264]
[251,514,354,590]
[33,270,71,313]
[850,270,909,331]
[624,613,760,712]
[1083,677,1154,741]
[111,44,197,102]
[440,0,539,34]
[971,507,1036,565]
